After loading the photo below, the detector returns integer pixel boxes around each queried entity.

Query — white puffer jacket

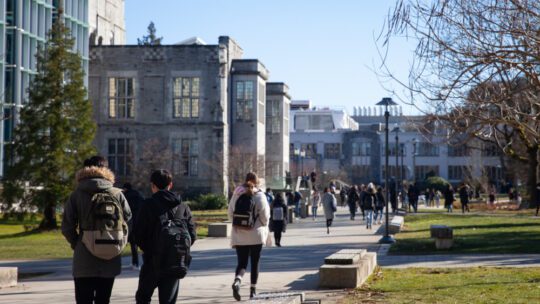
[228,186,270,247]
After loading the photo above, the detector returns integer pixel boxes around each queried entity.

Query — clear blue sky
[125,0,414,114]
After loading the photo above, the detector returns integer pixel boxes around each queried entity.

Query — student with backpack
[269,192,288,247]
[133,169,196,304]
[61,156,132,304]
[362,183,377,229]
[228,172,270,301]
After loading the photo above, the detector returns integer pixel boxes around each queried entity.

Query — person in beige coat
[228,172,270,301]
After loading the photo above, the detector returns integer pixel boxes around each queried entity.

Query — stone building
[89,0,126,45]
[89,37,290,196]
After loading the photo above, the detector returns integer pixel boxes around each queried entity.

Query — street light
[392,125,401,212]
[412,138,417,182]
[376,97,397,244]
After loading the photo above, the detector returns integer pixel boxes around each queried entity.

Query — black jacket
[134,190,196,255]
[362,192,376,210]
[270,199,288,233]
[124,188,144,222]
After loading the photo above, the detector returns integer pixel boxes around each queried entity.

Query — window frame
[173,77,200,119]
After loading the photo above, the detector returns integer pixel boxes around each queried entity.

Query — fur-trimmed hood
[76,166,115,183]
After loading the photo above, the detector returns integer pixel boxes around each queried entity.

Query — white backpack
[272,207,284,221]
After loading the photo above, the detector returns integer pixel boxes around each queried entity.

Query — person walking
[311,189,321,220]
[362,183,377,229]
[123,182,144,270]
[322,187,337,234]
[265,188,274,206]
[269,193,288,247]
[458,183,470,213]
[358,184,367,221]
[374,186,385,225]
[444,184,455,213]
[61,156,132,304]
[347,185,360,220]
[408,183,419,213]
[229,172,270,301]
[292,190,303,218]
[435,190,441,208]
[339,187,347,207]
[134,169,197,304]
[428,188,435,208]
[488,189,496,209]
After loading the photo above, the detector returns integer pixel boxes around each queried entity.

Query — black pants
[462,202,470,213]
[348,203,356,218]
[135,256,180,304]
[235,244,263,285]
[130,241,139,266]
[274,231,282,245]
[74,277,115,304]
[326,219,333,227]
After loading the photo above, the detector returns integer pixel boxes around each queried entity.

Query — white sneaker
[131,264,140,271]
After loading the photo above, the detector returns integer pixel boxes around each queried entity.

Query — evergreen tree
[137,21,163,45]
[2,15,96,229]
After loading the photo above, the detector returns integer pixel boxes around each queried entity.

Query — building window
[266,100,280,134]
[173,139,199,176]
[414,165,439,180]
[448,166,471,180]
[417,142,439,156]
[236,81,254,121]
[173,77,200,118]
[484,166,503,182]
[352,142,371,156]
[385,143,406,156]
[448,144,470,157]
[482,143,502,157]
[109,78,135,118]
[301,143,317,159]
[325,143,340,159]
[108,138,132,176]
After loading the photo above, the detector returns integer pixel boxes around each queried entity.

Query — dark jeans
[74,277,115,304]
[348,203,356,219]
[136,255,180,304]
[326,219,333,227]
[274,231,282,245]
[462,202,470,213]
[235,244,263,285]
[130,241,139,266]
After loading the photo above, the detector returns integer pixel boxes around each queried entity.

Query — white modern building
[88,0,125,46]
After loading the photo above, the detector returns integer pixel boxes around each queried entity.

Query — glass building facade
[0,0,88,175]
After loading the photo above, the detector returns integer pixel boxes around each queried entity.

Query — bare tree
[380,0,540,203]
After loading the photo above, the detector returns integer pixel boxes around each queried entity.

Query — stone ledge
[319,250,378,289]
[0,267,17,288]
[207,222,231,237]
[251,291,304,303]
[388,216,404,234]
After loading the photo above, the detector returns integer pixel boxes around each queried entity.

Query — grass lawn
[0,209,228,260]
[344,267,540,304]
[390,211,540,254]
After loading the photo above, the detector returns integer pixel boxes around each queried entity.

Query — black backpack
[153,206,192,279]
[232,192,259,229]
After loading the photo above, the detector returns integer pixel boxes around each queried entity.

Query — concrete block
[435,238,454,249]
[324,249,366,265]
[207,222,231,237]
[388,216,404,234]
[288,207,295,224]
[251,292,304,303]
[0,267,17,288]
[319,252,377,288]
[430,225,453,238]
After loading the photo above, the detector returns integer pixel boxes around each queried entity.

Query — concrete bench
[251,292,305,303]
[207,222,231,237]
[388,216,404,234]
[319,249,377,288]
[288,206,295,223]
[430,225,453,249]
[0,267,17,288]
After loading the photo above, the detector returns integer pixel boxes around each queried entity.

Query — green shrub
[418,176,450,192]
[199,194,228,210]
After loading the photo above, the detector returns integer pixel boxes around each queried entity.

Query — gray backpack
[81,188,128,260]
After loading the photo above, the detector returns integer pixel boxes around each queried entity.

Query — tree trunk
[526,146,538,208]
[39,202,58,230]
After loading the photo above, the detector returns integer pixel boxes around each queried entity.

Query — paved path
[0,207,382,303]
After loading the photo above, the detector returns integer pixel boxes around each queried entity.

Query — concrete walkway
[0,207,382,303]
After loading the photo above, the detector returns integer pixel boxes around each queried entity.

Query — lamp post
[400,144,405,208]
[294,148,300,178]
[412,138,417,182]
[377,97,397,244]
[392,125,401,211]
[300,149,306,177]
